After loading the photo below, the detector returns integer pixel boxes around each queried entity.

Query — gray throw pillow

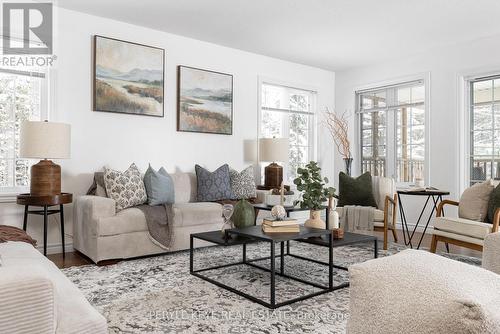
[195,164,234,202]
[459,180,494,222]
[144,165,175,206]
[104,163,147,211]
[230,166,256,199]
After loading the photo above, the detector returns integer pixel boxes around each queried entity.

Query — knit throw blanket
[135,204,174,250]
[0,225,37,246]
[340,206,375,232]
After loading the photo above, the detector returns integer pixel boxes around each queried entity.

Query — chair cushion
[458,180,494,222]
[338,172,377,208]
[172,202,223,227]
[335,207,384,222]
[434,216,492,240]
[372,176,395,211]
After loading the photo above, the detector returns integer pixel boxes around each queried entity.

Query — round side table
[16,193,73,257]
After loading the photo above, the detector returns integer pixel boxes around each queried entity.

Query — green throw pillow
[487,183,500,224]
[338,172,377,208]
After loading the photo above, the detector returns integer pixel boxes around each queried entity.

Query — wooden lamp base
[30,159,61,196]
[264,162,283,189]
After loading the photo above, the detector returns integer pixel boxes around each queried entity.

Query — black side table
[397,189,449,249]
[16,193,73,257]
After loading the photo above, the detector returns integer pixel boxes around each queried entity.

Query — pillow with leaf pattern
[104,163,147,211]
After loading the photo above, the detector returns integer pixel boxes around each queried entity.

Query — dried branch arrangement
[324,108,351,159]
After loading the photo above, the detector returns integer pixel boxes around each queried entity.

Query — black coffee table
[190,226,378,309]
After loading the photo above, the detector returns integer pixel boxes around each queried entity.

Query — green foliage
[293,161,336,210]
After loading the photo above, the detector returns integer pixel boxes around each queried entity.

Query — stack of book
[261,217,300,233]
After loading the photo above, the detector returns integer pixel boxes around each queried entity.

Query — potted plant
[293,161,336,229]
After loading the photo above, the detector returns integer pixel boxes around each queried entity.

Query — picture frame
[93,35,165,117]
[177,65,233,135]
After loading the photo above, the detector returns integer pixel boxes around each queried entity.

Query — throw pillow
[459,180,494,222]
[195,164,234,202]
[487,183,500,224]
[143,165,175,206]
[229,166,256,199]
[104,163,147,211]
[338,172,377,208]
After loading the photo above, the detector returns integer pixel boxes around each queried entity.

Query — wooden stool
[16,193,73,257]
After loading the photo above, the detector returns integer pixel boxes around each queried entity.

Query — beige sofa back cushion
[171,173,197,203]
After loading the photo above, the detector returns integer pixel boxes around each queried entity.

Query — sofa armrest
[75,195,116,220]
[483,232,500,275]
[0,266,56,334]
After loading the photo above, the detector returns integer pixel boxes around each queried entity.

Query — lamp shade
[20,121,71,159]
[259,137,289,162]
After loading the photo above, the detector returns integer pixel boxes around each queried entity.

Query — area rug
[62,241,480,334]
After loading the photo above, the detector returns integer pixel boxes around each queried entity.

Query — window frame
[0,67,50,199]
[354,73,430,186]
[257,77,318,184]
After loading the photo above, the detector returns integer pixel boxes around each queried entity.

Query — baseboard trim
[36,242,74,255]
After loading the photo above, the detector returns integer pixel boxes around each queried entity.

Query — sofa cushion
[144,165,175,205]
[459,180,494,222]
[104,163,147,211]
[97,208,148,236]
[195,164,234,202]
[338,172,377,208]
[434,216,492,239]
[171,173,197,203]
[229,166,256,199]
[172,202,223,227]
[336,207,384,222]
[487,183,500,224]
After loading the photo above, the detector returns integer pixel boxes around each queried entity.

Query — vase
[328,197,340,229]
[343,157,353,176]
[232,199,255,228]
[304,210,326,229]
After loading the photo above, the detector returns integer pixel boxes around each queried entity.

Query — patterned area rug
[62,241,480,334]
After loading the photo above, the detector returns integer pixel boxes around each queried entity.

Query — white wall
[0,8,335,253]
[335,34,500,229]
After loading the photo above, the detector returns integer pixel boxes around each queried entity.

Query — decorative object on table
[293,161,336,229]
[323,108,352,175]
[458,179,494,222]
[220,204,234,236]
[103,163,147,211]
[177,66,233,134]
[93,35,164,117]
[262,217,298,227]
[332,228,344,239]
[195,164,234,202]
[262,223,300,233]
[229,166,256,199]
[337,172,377,207]
[143,164,175,206]
[265,182,295,207]
[430,183,497,253]
[17,192,72,257]
[259,137,289,189]
[328,196,340,229]
[232,199,255,229]
[20,121,71,196]
[270,205,287,220]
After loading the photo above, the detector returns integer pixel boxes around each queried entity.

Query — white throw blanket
[340,206,375,232]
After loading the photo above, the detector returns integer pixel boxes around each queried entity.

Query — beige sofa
[73,172,224,263]
[347,232,500,334]
[0,241,107,334]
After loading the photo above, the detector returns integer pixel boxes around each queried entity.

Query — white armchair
[336,176,398,250]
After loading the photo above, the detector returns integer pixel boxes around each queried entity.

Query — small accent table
[16,193,73,257]
[397,189,449,249]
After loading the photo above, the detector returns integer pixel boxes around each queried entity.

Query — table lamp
[20,121,71,196]
[259,137,289,189]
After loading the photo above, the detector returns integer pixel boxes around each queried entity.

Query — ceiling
[56,0,500,71]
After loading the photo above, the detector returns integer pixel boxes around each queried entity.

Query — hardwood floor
[48,229,481,269]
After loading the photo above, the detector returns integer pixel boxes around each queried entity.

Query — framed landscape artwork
[93,35,165,117]
[177,66,233,135]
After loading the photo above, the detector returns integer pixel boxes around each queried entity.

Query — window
[468,76,500,185]
[260,82,316,182]
[0,68,47,194]
[357,80,425,183]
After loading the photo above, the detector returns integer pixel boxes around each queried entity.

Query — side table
[16,193,73,257]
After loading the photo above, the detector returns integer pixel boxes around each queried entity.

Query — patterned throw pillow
[230,166,256,199]
[195,164,234,202]
[104,163,147,211]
